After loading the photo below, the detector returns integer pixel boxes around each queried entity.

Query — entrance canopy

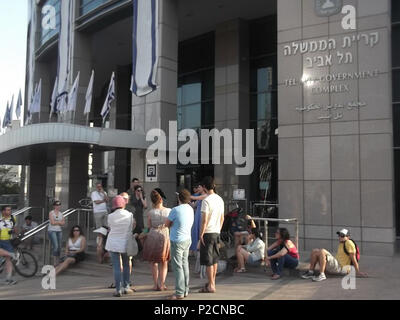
[0,123,149,165]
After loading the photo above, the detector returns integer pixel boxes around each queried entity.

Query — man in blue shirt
[166,189,194,300]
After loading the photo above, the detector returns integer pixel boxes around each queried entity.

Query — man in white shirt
[199,177,224,294]
[91,183,109,229]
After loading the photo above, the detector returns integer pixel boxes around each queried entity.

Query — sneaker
[123,287,135,295]
[113,291,122,297]
[301,270,315,279]
[312,273,327,282]
[5,279,17,285]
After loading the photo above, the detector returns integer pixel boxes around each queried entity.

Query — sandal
[198,285,216,293]
[157,285,168,291]
[234,268,247,273]
[168,294,185,300]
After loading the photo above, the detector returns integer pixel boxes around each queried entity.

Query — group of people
[1,174,368,291]
[87,176,225,299]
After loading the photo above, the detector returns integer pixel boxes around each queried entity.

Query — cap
[336,228,350,237]
[53,200,61,206]
[93,227,108,236]
[112,195,126,209]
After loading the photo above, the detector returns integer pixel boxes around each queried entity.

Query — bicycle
[0,235,39,278]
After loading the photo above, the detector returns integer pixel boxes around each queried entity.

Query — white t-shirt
[105,209,134,253]
[201,193,225,234]
[91,190,108,213]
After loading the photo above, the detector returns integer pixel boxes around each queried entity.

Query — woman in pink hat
[105,195,135,297]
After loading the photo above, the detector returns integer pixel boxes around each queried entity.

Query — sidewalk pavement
[1,251,400,300]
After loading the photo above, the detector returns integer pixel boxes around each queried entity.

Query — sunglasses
[339,234,346,238]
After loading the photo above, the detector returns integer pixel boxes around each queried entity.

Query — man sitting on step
[301,228,368,282]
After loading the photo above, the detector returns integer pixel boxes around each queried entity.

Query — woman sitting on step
[265,228,299,280]
[234,228,265,273]
[55,225,86,276]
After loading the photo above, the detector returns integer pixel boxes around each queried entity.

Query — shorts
[247,254,261,266]
[61,252,86,263]
[94,211,108,229]
[323,250,350,275]
[200,233,220,267]
[0,240,14,253]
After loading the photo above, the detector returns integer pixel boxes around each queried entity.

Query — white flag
[131,0,159,97]
[31,79,42,114]
[100,72,115,123]
[16,89,22,120]
[67,72,80,112]
[9,95,14,123]
[83,70,94,116]
[49,77,58,117]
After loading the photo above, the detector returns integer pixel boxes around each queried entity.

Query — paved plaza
[1,250,400,300]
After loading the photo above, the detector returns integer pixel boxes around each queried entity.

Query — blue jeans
[268,248,299,276]
[110,252,130,293]
[48,231,62,257]
[170,240,191,297]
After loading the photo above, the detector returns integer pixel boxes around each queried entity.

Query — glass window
[395,150,400,236]
[251,119,278,155]
[392,25,400,68]
[178,104,201,130]
[182,83,201,105]
[80,0,110,16]
[394,105,400,147]
[393,0,400,23]
[40,0,61,46]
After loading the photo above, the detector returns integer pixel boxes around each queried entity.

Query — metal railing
[12,207,45,224]
[17,207,94,265]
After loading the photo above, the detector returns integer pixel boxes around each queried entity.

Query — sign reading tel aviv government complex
[278,0,395,256]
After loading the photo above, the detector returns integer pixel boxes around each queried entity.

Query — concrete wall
[277,0,394,255]
[214,19,252,205]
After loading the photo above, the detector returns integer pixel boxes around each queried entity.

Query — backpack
[343,239,360,264]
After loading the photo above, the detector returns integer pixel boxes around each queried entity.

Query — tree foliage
[0,167,20,195]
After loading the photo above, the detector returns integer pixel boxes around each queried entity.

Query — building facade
[0,0,397,255]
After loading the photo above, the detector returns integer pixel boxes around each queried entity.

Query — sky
[0,1,28,124]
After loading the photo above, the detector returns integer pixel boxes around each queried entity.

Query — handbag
[126,214,138,257]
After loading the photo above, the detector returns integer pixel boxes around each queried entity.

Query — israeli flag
[15,89,22,120]
[56,80,68,115]
[100,72,116,123]
[2,101,9,128]
[83,70,94,116]
[130,0,159,97]
[67,72,80,112]
[30,79,42,114]
[49,77,58,117]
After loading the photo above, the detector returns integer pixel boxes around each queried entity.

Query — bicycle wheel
[14,250,38,277]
